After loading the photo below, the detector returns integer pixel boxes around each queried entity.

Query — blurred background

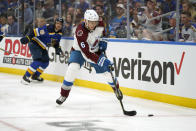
[0,0,196,42]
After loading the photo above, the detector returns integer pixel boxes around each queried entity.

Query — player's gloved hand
[51,39,58,47]
[0,35,4,42]
[20,36,30,44]
[99,40,107,52]
[55,46,63,55]
[98,54,113,71]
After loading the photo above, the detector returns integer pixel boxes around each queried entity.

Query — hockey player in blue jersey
[20,17,64,84]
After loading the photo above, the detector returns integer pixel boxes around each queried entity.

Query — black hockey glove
[55,46,63,55]
[51,39,58,47]
[20,36,30,44]
[0,35,4,42]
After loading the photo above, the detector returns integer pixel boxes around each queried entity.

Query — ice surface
[0,73,196,131]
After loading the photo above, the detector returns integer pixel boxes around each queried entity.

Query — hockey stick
[0,47,13,55]
[108,66,137,116]
[104,50,136,116]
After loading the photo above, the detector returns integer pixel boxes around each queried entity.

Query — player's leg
[91,63,123,99]
[56,63,80,105]
[21,61,43,84]
[56,50,85,105]
[32,50,49,82]
[21,42,45,84]
[31,61,49,82]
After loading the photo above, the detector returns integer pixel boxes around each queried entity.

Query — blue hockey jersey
[28,24,62,49]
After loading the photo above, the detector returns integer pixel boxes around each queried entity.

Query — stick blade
[124,110,137,116]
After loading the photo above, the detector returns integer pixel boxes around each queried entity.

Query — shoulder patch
[77,30,83,37]
[40,29,45,35]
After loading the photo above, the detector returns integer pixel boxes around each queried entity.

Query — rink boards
[0,37,196,108]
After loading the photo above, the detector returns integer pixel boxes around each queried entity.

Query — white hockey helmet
[84,9,99,21]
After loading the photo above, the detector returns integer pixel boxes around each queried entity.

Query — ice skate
[21,75,31,85]
[56,96,66,105]
[31,74,44,82]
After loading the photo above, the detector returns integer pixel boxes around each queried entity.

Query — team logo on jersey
[40,30,45,35]
[183,34,190,40]
[77,30,83,36]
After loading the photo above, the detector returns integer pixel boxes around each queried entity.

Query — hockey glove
[20,36,30,44]
[0,35,4,42]
[55,46,63,55]
[51,39,58,47]
[98,54,113,71]
[99,40,107,52]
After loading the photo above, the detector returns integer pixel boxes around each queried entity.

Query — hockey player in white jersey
[56,9,122,105]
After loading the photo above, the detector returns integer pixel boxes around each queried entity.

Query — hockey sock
[60,80,73,97]
[108,78,119,90]
[34,61,49,77]
[25,61,42,77]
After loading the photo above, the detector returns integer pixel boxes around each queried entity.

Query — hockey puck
[148,114,154,117]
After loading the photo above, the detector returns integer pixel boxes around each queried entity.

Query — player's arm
[0,34,5,42]
[20,26,47,44]
[52,35,64,55]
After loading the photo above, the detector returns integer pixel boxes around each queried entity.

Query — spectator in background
[181,1,196,22]
[42,0,56,21]
[93,0,108,17]
[8,0,18,13]
[63,14,72,36]
[64,0,76,8]
[53,13,59,23]
[36,17,46,28]
[160,0,176,14]
[109,3,126,38]
[71,8,84,36]
[35,1,44,18]
[77,0,89,13]
[128,4,141,38]
[23,2,33,35]
[141,0,163,40]
[94,5,109,36]
[67,6,75,17]
[180,11,196,42]
[0,0,8,15]
[24,2,33,26]
[74,8,84,24]
[61,3,67,19]
[167,13,177,41]
[0,14,9,34]
[95,5,105,21]
[133,0,142,9]
[7,14,18,35]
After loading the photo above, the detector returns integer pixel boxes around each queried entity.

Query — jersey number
[80,42,85,48]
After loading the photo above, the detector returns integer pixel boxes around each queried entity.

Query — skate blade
[21,79,30,85]
[31,80,44,83]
